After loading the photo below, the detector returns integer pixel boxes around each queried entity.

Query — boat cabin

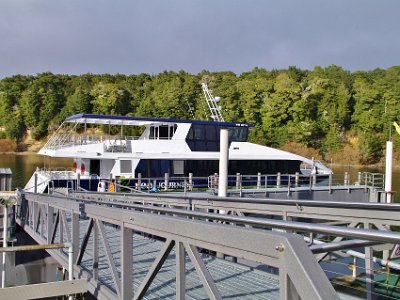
[39,114,331,181]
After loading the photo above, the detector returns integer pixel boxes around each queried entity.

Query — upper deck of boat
[64,113,253,128]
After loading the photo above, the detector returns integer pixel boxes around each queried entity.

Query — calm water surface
[0,153,72,189]
[1,153,399,202]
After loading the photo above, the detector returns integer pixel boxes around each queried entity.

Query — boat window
[173,160,184,175]
[149,126,159,139]
[230,127,247,142]
[228,160,300,174]
[185,160,219,176]
[150,125,176,139]
[193,125,205,140]
[205,125,216,140]
[120,160,132,173]
[90,160,101,176]
[187,127,194,139]
[169,125,177,138]
[135,159,172,177]
[159,126,169,139]
[183,159,301,176]
[206,141,218,151]
[186,124,248,151]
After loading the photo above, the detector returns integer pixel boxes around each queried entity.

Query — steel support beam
[0,279,87,300]
[134,239,174,300]
[176,241,185,300]
[121,225,133,300]
[96,219,121,297]
[76,219,93,265]
[185,243,222,300]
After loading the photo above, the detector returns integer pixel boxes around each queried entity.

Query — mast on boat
[201,83,225,122]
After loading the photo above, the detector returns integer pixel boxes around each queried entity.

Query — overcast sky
[0,0,399,78]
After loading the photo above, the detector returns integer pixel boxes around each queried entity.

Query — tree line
[0,66,399,164]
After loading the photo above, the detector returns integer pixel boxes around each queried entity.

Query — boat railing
[85,172,385,194]
[42,133,140,150]
[359,172,385,190]
[208,172,385,191]
[95,172,383,194]
[36,168,76,180]
[103,137,132,153]
[208,172,328,190]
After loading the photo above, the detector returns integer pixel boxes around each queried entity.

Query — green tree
[351,77,383,133]
[20,85,42,129]
[20,73,67,138]
[124,73,152,115]
[237,70,274,144]
[0,75,31,140]
[261,72,301,146]
[357,132,383,164]
[322,125,341,154]
[91,83,132,115]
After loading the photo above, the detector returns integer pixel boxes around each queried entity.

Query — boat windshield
[185,124,248,152]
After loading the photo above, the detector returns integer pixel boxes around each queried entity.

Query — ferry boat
[24,84,331,193]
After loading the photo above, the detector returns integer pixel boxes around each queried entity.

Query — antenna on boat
[201,83,225,122]
[185,98,196,120]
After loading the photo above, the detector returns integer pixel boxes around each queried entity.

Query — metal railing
[42,133,181,151]
[15,189,400,299]
[208,172,385,190]
[360,172,385,190]
[14,191,351,300]
[27,171,385,200]
[70,190,400,299]
[42,133,140,150]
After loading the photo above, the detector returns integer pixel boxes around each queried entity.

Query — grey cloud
[0,0,399,78]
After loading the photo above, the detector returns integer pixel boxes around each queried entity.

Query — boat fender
[108,182,115,192]
[97,181,106,192]
[81,163,85,175]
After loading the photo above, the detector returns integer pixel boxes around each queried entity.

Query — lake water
[0,153,72,189]
[1,153,399,202]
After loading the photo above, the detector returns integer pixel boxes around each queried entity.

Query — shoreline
[0,151,41,155]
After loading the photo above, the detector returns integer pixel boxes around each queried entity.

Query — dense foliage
[0,66,400,163]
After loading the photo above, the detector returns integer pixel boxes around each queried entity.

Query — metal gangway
[6,189,400,299]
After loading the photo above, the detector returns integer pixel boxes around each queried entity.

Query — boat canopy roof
[65,114,254,128]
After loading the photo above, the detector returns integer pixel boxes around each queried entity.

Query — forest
[0,65,400,165]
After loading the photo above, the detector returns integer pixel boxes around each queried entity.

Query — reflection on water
[0,154,399,202]
[318,165,399,202]
[0,153,72,189]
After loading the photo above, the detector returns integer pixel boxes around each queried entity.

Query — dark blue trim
[65,114,254,128]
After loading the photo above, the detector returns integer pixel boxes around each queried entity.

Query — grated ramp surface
[45,210,361,299]
[75,220,280,299]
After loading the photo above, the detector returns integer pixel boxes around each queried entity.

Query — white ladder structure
[201,83,225,122]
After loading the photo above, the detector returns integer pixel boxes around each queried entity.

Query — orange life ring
[81,163,85,175]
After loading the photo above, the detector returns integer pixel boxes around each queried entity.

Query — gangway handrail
[73,190,400,211]
[81,199,400,244]
[113,182,148,194]
[22,191,400,244]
